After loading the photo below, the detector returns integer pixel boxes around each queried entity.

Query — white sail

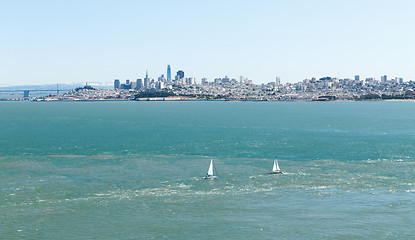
[207,159,214,176]
[273,160,280,172]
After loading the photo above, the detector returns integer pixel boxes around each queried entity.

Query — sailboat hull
[203,175,218,179]
[269,171,283,174]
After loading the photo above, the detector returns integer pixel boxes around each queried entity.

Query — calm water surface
[1,101,415,239]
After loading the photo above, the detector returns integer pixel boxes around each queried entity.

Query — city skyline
[18,69,415,102]
[0,64,410,88]
[0,60,411,88]
[1,0,415,85]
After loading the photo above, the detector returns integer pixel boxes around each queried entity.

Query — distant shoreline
[2,98,415,102]
[382,99,415,102]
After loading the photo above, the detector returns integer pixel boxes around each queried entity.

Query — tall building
[355,75,360,81]
[158,75,165,82]
[177,70,184,79]
[136,79,143,89]
[276,76,281,86]
[167,65,171,81]
[114,79,120,89]
[186,77,196,85]
[144,70,150,89]
[121,79,132,89]
[381,75,387,82]
[156,81,164,90]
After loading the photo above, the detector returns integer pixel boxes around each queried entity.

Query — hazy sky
[1,0,415,85]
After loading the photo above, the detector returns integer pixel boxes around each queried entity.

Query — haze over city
[1,0,415,86]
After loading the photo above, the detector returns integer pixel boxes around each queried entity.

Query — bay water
[1,101,415,239]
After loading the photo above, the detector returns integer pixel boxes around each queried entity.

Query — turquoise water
[1,101,415,239]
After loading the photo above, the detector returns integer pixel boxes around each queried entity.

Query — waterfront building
[114,79,120,89]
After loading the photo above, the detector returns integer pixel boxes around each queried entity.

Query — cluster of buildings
[270,75,413,101]
[113,66,196,91]
[110,65,415,101]
[22,65,415,101]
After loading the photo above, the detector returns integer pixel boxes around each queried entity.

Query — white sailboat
[271,160,283,174]
[203,159,218,179]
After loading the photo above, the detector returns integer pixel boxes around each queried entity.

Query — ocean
[1,101,415,239]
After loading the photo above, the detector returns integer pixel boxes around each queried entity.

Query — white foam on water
[376,176,394,180]
[309,186,330,190]
[94,193,111,196]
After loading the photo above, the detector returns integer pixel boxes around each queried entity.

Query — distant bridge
[0,89,72,97]
[0,89,72,92]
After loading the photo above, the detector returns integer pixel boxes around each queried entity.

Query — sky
[1,0,415,85]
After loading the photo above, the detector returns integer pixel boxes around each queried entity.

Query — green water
[1,101,415,239]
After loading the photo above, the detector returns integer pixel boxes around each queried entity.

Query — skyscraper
[114,79,120,89]
[136,79,143,89]
[167,65,171,81]
[144,70,150,89]
[177,70,184,79]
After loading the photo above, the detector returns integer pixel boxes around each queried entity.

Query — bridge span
[0,89,72,97]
